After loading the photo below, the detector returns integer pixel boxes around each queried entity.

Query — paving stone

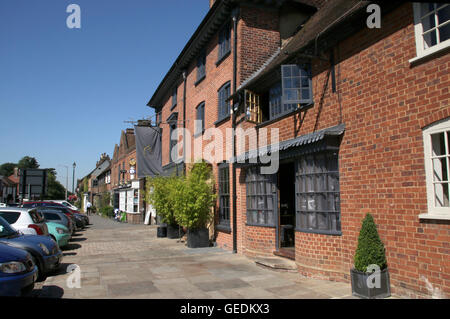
[194,279,250,292]
[107,281,160,297]
[30,214,357,299]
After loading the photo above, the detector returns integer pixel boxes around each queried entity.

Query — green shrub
[354,213,387,272]
[146,175,181,226]
[100,206,114,218]
[173,161,216,230]
[99,192,111,210]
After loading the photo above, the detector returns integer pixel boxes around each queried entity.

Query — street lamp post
[72,162,76,194]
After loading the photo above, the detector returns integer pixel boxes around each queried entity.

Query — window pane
[267,195,273,210]
[302,89,311,101]
[247,211,254,224]
[307,212,317,229]
[257,196,265,209]
[306,175,314,192]
[328,173,340,192]
[433,158,449,181]
[257,211,265,224]
[299,195,307,210]
[421,3,435,17]
[439,22,450,42]
[424,30,438,49]
[267,210,275,225]
[448,132,450,154]
[299,211,307,229]
[307,195,316,211]
[282,65,291,77]
[434,183,450,207]
[317,212,328,230]
[316,194,327,210]
[421,14,436,31]
[437,5,450,26]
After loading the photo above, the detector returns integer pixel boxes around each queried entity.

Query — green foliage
[0,163,17,177]
[100,206,114,218]
[83,178,89,193]
[99,192,111,210]
[146,175,180,226]
[44,170,66,200]
[17,156,39,170]
[173,162,216,230]
[354,214,387,272]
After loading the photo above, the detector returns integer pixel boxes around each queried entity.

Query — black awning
[232,123,345,165]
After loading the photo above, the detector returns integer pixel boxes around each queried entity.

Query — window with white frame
[422,118,450,218]
[413,3,450,59]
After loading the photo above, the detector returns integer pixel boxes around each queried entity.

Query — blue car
[0,216,62,281]
[0,243,37,296]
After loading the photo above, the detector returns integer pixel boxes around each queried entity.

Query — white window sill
[419,213,450,221]
[409,42,450,64]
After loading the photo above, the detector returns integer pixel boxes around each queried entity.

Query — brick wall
[156,4,282,252]
[236,3,449,298]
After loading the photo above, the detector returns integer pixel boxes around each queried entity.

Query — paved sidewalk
[30,214,357,299]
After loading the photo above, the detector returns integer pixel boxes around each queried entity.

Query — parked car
[0,203,6,208]
[0,243,37,296]
[47,200,79,211]
[45,222,70,248]
[0,208,49,236]
[35,205,85,230]
[38,208,75,235]
[0,216,62,281]
[22,201,90,225]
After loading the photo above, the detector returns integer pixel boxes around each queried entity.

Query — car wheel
[31,256,46,282]
[21,282,35,296]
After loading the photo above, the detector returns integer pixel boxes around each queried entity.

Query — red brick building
[110,128,146,224]
[147,0,449,298]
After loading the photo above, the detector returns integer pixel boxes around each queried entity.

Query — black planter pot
[351,267,391,299]
[157,223,167,238]
[187,228,210,248]
[167,224,183,239]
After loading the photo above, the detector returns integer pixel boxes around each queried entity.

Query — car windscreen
[0,211,21,224]
[0,216,17,237]
[29,210,45,223]
[43,212,61,221]
[22,203,35,208]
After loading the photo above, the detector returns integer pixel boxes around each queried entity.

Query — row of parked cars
[0,200,89,296]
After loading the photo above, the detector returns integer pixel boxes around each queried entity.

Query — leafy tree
[44,169,66,200]
[146,175,181,226]
[173,162,216,230]
[17,156,39,170]
[354,213,387,272]
[0,163,17,177]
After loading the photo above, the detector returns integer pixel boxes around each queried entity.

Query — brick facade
[148,1,449,298]
[234,3,449,298]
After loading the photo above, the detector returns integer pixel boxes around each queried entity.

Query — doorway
[275,161,296,260]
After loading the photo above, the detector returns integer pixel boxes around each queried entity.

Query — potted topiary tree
[173,162,216,248]
[351,213,391,299]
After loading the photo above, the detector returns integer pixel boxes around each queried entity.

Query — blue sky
[0,0,209,189]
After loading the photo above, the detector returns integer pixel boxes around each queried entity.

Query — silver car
[0,208,49,236]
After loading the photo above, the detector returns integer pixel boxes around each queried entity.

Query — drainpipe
[182,69,187,176]
[231,8,239,254]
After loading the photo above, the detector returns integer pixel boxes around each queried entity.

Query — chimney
[137,119,151,127]
[126,128,134,135]
[13,167,18,177]
[209,0,215,8]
